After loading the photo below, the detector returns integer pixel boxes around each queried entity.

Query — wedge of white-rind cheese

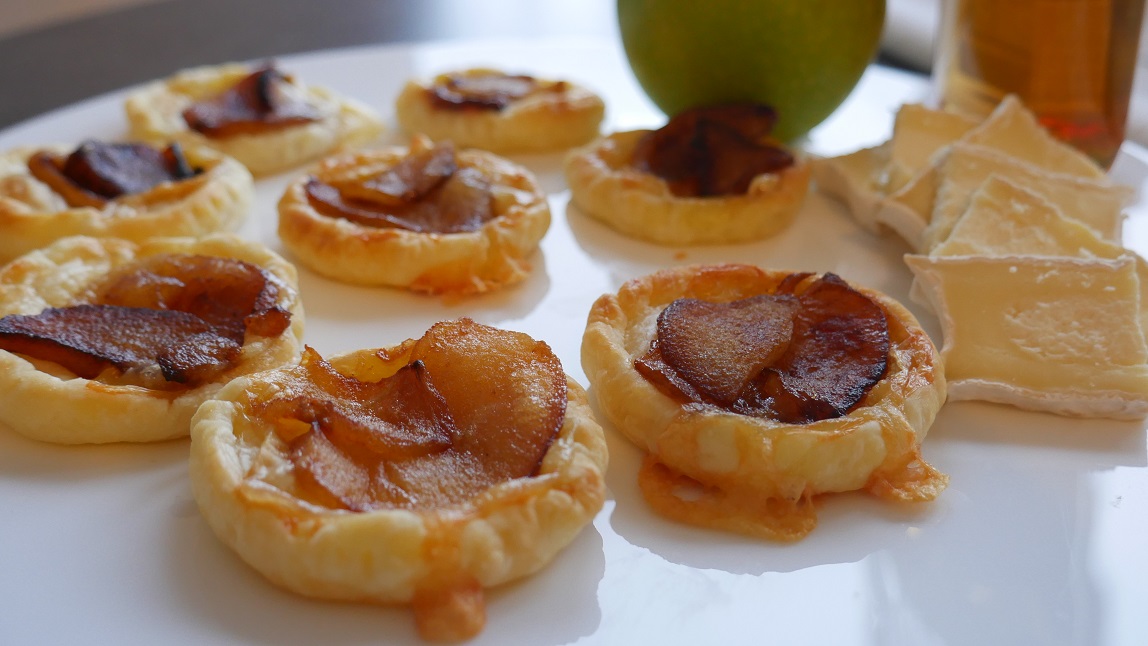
[885,103,980,194]
[874,95,1112,251]
[909,175,1141,312]
[813,103,975,245]
[905,254,1148,419]
[917,144,1131,252]
[809,143,890,232]
[930,175,1130,259]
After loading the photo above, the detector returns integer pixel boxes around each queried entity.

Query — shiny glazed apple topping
[250,318,567,512]
[27,140,199,208]
[0,254,291,387]
[305,141,496,233]
[182,65,322,137]
[635,273,890,423]
[631,103,796,198]
[428,70,562,111]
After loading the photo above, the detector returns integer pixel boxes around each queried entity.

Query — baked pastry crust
[125,63,384,176]
[582,263,947,540]
[188,335,608,640]
[394,68,605,154]
[564,130,811,245]
[277,137,550,295]
[0,234,304,444]
[0,143,252,264]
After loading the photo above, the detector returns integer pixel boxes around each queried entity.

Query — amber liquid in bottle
[934,0,1145,168]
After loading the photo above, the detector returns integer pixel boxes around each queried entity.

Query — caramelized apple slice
[264,348,454,463]
[332,141,457,207]
[0,304,240,383]
[430,71,539,110]
[737,274,891,422]
[410,318,567,481]
[291,426,377,511]
[182,65,322,137]
[304,180,416,230]
[305,166,495,234]
[404,167,493,234]
[655,295,798,406]
[156,329,245,384]
[632,102,795,197]
[695,121,795,196]
[96,254,290,343]
[635,274,891,424]
[27,141,198,208]
[266,320,566,512]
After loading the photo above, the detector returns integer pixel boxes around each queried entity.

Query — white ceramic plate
[1,39,1146,646]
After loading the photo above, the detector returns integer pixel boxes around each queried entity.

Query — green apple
[618,0,886,142]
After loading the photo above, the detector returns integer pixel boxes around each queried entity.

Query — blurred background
[0,0,1145,142]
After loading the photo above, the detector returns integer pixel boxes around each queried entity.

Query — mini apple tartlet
[189,318,607,642]
[125,62,383,176]
[565,104,810,245]
[0,234,303,444]
[582,264,947,540]
[394,67,605,154]
[278,135,550,295]
[0,140,251,263]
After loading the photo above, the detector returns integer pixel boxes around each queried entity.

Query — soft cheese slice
[931,175,1129,258]
[961,95,1107,181]
[886,103,979,194]
[809,142,890,231]
[878,95,1112,250]
[905,254,1148,419]
[813,105,976,244]
[919,144,1130,250]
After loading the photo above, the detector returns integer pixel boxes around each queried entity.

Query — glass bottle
[933,0,1145,168]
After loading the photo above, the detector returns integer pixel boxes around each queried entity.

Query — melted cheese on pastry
[905,254,1148,419]
[0,143,251,264]
[581,263,947,541]
[277,136,550,295]
[565,131,810,246]
[0,234,303,443]
[125,63,383,176]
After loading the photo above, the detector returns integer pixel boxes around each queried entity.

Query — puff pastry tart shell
[581,263,948,541]
[564,130,811,246]
[0,234,303,444]
[188,320,607,642]
[277,138,550,295]
[0,143,252,264]
[124,63,384,176]
[394,68,605,154]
